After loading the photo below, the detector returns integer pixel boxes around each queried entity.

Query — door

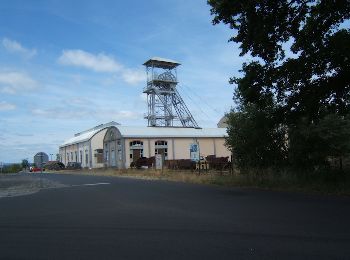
[132,149,141,162]
[111,149,116,167]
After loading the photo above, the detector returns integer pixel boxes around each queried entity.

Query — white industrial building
[59,122,229,169]
[59,122,120,168]
[103,125,229,169]
[59,57,231,169]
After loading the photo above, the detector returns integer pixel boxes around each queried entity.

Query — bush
[2,164,22,174]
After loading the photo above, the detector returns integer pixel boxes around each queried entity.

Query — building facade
[60,123,230,169]
[59,122,120,168]
[103,126,230,169]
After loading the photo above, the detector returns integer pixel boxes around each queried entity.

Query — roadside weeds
[48,168,350,197]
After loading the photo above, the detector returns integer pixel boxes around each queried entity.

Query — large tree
[209,0,350,169]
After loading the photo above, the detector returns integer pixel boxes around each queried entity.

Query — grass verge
[53,167,350,196]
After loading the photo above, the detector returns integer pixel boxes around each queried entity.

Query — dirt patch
[0,174,67,198]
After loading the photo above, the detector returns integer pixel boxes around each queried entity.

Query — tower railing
[143,57,199,128]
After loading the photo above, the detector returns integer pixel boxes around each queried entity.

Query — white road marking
[72,182,110,187]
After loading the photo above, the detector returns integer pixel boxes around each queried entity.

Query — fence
[130,155,233,174]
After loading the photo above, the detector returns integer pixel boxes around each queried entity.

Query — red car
[29,167,44,172]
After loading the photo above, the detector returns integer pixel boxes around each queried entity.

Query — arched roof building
[59,122,230,169]
[59,121,120,168]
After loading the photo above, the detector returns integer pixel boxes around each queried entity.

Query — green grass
[55,167,350,196]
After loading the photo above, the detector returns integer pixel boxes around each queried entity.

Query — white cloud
[31,104,142,121]
[114,110,141,119]
[58,49,146,85]
[31,108,91,119]
[2,38,37,58]
[122,68,146,85]
[0,101,16,111]
[58,49,122,73]
[0,72,38,94]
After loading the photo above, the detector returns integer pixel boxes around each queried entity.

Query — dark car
[65,162,82,170]
[44,161,65,171]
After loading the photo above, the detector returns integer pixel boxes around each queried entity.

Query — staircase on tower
[143,57,199,128]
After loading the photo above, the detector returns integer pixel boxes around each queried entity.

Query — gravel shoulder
[0,174,67,198]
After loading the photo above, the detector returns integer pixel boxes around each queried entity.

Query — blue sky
[0,0,244,163]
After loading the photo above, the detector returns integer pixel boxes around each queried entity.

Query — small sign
[155,154,163,170]
[190,143,199,162]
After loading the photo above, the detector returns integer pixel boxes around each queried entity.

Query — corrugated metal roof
[60,128,98,147]
[74,121,120,137]
[143,57,181,68]
[60,125,228,147]
[150,57,180,64]
[60,122,119,147]
[117,126,227,138]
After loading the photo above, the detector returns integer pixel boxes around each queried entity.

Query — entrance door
[111,149,116,167]
[132,149,141,162]
[157,148,165,156]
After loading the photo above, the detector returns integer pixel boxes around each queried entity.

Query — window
[155,140,168,159]
[71,152,73,161]
[80,151,83,163]
[67,153,69,162]
[94,149,103,164]
[130,140,143,147]
[155,148,168,158]
[85,150,88,165]
[155,140,167,146]
[129,140,143,162]
[109,131,115,140]
[75,151,77,162]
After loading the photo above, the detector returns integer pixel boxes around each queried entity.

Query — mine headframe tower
[143,57,199,128]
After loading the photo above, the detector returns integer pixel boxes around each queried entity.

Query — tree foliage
[2,164,22,174]
[289,114,350,169]
[209,0,350,170]
[22,159,29,169]
[226,103,287,169]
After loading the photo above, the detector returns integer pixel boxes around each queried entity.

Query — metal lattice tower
[143,57,199,128]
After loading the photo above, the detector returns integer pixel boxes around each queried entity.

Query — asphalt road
[0,173,350,259]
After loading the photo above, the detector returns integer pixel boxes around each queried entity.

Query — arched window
[130,140,143,147]
[155,140,167,146]
[129,140,144,161]
[155,140,168,159]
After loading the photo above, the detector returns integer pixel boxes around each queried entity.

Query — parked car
[29,167,44,172]
[65,162,82,170]
[44,161,65,171]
